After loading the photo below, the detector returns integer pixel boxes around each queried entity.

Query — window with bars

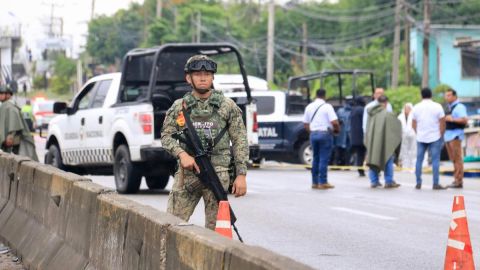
[461,48,480,78]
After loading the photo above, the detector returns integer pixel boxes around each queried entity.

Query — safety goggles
[186,60,217,73]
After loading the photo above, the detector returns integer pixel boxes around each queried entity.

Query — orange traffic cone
[215,201,233,239]
[444,196,475,270]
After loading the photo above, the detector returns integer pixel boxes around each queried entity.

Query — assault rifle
[173,108,243,242]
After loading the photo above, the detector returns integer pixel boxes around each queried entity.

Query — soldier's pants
[167,169,230,230]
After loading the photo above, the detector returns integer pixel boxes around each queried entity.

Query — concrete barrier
[0,152,314,270]
[166,225,313,270]
[0,154,12,211]
[0,154,12,217]
[0,154,31,250]
[88,193,183,270]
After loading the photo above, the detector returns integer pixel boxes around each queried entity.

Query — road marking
[398,182,415,188]
[331,207,397,221]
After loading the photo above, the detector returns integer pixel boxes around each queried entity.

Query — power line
[432,0,479,4]
[292,1,399,15]
[281,4,396,23]
[278,15,395,42]
[196,23,266,73]
[274,43,386,61]
[307,23,396,44]
[276,26,399,52]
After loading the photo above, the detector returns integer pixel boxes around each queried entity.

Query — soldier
[0,85,39,161]
[161,55,248,230]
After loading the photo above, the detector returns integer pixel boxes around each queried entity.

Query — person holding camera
[303,89,340,190]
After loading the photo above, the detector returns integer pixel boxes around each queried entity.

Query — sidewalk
[0,242,25,270]
[440,161,480,178]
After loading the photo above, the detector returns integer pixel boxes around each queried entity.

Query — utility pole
[49,3,55,37]
[422,0,431,88]
[191,13,195,42]
[196,12,201,43]
[266,0,275,84]
[156,0,163,18]
[302,22,308,73]
[60,18,64,36]
[391,0,402,89]
[77,59,83,91]
[143,4,148,41]
[45,1,64,37]
[91,0,95,20]
[173,5,178,35]
[404,21,411,85]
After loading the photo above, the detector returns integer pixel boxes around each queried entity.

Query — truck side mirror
[53,102,71,114]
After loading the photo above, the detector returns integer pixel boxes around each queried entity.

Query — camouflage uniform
[161,90,248,229]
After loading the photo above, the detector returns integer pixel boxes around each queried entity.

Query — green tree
[146,18,177,45]
[53,54,76,79]
[84,0,480,87]
[385,86,421,114]
[86,4,144,64]
[50,55,76,95]
[87,15,120,64]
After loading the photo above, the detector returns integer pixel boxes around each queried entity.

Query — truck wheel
[298,141,313,165]
[114,145,142,194]
[45,144,66,170]
[145,174,170,190]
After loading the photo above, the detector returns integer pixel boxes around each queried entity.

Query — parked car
[226,90,308,164]
[32,98,56,131]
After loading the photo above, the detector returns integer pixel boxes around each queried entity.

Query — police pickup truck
[45,43,259,194]
[226,69,376,165]
[225,90,311,164]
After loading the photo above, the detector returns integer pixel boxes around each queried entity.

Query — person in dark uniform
[350,96,366,176]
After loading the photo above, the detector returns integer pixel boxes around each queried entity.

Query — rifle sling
[181,106,229,154]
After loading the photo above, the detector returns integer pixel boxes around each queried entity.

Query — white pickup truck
[45,43,259,194]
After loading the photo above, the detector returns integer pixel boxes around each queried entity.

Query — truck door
[83,79,113,164]
[256,95,284,151]
[61,81,97,165]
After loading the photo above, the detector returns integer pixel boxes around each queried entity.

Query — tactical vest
[181,91,231,168]
[446,103,466,130]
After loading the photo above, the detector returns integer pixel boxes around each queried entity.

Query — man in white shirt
[303,89,340,190]
[412,88,447,190]
[362,88,393,134]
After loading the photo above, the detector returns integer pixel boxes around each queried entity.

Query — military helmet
[184,55,217,73]
[0,84,13,94]
[0,84,8,93]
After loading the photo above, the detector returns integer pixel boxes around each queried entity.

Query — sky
[0,0,325,59]
[0,0,143,58]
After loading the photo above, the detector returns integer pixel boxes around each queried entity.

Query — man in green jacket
[364,95,401,188]
[0,86,39,161]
